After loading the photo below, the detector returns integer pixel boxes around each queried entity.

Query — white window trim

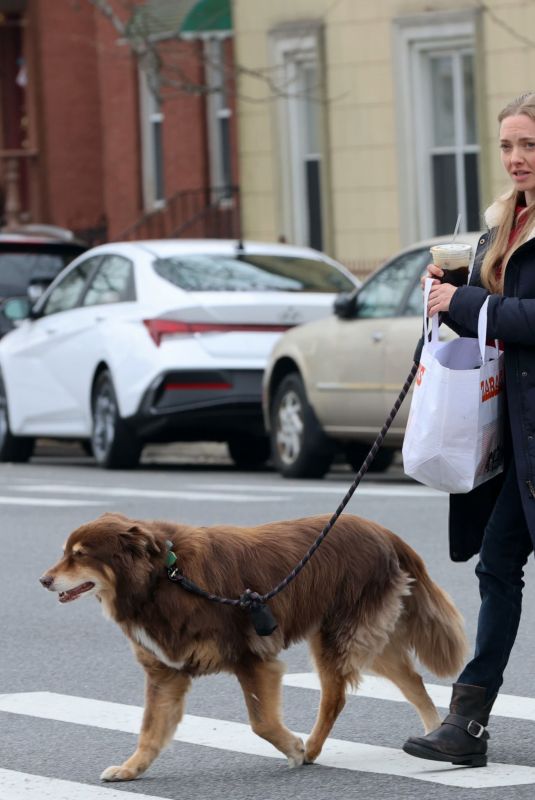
[204,38,233,205]
[270,26,322,246]
[393,10,478,244]
[138,68,165,211]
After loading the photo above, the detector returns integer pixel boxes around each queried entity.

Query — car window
[152,254,355,293]
[355,249,429,319]
[41,257,100,316]
[0,245,85,297]
[82,255,135,306]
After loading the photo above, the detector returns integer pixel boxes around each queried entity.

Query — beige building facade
[233,0,534,273]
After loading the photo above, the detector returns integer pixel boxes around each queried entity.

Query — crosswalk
[1,674,535,796]
[0,478,445,508]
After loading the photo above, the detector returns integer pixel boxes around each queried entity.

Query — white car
[0,239,358,469]
[263,233,481,478]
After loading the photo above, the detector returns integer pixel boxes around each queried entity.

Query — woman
[403,91,535,767]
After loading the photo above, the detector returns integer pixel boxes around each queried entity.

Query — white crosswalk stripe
[283,673,535,722]
[1,690,535,789]
[0,768,166,800]
[4,479,443,505]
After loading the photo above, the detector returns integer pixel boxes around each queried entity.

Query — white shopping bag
[402,280,504,493]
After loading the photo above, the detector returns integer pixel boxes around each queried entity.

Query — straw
[452,213,462,243]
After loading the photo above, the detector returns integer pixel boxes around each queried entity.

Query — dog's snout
[40,574,54,589]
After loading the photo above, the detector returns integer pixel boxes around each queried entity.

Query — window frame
[393,10,480,244]
[270,23,326,248]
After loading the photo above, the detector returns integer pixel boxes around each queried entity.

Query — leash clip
[239,589,278,637]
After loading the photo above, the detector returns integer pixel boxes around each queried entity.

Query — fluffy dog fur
[40,512,467,781]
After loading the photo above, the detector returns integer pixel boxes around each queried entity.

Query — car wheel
[91,370,142,470]
[270,373,334,478]
[0,374,35,463]
[344,443,395,473]
[227,434,271,470]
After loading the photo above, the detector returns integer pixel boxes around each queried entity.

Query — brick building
[0,0,239,243]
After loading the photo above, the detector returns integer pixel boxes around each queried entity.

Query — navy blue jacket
[445,230,535,560]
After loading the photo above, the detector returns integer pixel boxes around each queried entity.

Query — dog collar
[165,540,177,568]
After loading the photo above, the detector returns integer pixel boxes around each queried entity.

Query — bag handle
[423,277,439,346]
[477,296,500,363]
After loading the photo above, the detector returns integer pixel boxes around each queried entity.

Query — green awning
[180,0,232,37]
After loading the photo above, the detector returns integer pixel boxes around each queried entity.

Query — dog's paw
[304,739,321,763]
[100,765,137,782]
[287,737,306,768]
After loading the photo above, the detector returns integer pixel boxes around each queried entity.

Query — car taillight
[143,318,290,346]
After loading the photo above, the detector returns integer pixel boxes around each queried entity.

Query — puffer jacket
[445,195,535,560]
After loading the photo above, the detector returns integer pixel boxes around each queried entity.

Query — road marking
[9,484,285,503]
[0,767,166,800]
[8,481,443,502]
[196,481,444,498]
[283,673,535,722]
[0,496,104,507]
[0,691,534,788]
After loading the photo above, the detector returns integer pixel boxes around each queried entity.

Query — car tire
[270,373,334,479]
[227,434,271,470]
[0,374,35,463]
[91,370,142,470]
[344,442,395,473]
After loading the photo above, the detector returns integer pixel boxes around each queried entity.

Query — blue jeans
[457,459,533,701]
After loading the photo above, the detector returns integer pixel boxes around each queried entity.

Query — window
[139,69,165,210]
[204,38,233,201]
[394,12,480,242]
[41,258,99,316]
[153,253,355,293]
[271,26,326,249]
[355,250,427,319]
[82,255,135,306]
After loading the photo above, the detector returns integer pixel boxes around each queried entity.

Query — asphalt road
[1,445,535,800]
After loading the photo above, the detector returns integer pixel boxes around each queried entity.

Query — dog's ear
[118,524,162,559]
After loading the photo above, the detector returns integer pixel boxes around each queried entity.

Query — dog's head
[39,513,163,610]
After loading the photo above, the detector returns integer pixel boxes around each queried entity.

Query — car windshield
[0,246,84,297]
[152,254,355,293]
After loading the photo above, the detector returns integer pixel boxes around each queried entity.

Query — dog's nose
[40,575,54,589]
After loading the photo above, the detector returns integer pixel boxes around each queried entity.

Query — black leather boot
[403,683,495,767]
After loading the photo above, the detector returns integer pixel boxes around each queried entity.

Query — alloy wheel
[92,382,117,463]
[275,388,304,465]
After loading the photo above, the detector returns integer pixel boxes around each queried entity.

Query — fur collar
[484,190,535,241]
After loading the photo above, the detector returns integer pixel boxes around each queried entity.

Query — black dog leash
[167,362,419,636]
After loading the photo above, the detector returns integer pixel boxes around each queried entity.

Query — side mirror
[333,291,357,319]
[1,296,32,322]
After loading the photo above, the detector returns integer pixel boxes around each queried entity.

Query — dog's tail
[392,533,468,677]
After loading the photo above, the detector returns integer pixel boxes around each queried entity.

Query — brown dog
[40,512,466,782]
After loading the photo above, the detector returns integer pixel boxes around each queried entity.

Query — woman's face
[500,113,535,204]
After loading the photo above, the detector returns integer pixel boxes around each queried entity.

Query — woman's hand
[427,282,457,316]
[420,263,443,289]
[420,263,457,316]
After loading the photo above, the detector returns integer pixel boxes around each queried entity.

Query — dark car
[0,224,87,338]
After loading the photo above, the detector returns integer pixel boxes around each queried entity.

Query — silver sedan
[263,233,480,478]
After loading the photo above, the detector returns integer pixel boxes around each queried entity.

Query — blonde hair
[481,91,535,293]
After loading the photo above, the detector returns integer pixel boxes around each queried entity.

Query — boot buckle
[467,719,485,738]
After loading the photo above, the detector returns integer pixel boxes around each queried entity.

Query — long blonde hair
[481,92,535,293]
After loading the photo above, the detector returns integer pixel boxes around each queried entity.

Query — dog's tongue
[58,582,95,603]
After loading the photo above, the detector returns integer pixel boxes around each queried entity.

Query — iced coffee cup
[429,243,472,287]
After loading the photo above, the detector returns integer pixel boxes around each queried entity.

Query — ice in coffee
[429,243,472,287]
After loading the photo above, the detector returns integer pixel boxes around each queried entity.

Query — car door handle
[94,317,106,323]
[371,331,384,343]
[45,328,57,335]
